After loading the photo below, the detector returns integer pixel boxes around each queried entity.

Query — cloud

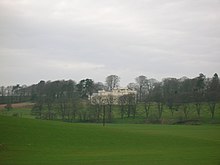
[0,0,220,86]
[47,60,105,70]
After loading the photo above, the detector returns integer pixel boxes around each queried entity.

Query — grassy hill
[1,102,220,125]
[0,116,220,165]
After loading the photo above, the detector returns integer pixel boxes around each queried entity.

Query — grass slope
[0,116,220,165]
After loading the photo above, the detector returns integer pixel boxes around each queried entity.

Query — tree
[163,78,179,116]
[0,86,6,104]
[180,93,191,120]
[43,81,61,120]
[31,99,44,119]
[148,78,158,90]
[12,84,20,103]
[118,93,136,119]
[105,75,120,91]
[177,78,194,120]
[77,79,94,99]
[101,98,107,126]
[206,73,220,119]
[193,73,206,117]
[118,95,127,119]
[151,82,164,119]
[31,81,46,119]
[78,99,89,121]
[127,83,138,91]
[58,91,68,121]
[135,75,148,102]
[0,86,5,97]
[127,93,137,119]
[94,82,105,92]
[91,95,102,122]
[106,94,114,122]
[71,95,79,121]
[65,80,77,98]
[143,78,157,119]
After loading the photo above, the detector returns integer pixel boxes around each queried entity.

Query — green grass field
[1,102,220,124]
[0,116,220,165]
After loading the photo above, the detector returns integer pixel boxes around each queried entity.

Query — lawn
[0,103,34,119]
[0,116,220,165]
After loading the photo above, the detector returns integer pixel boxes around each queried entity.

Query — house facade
[90,87,137,105]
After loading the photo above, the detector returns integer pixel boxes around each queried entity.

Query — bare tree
[163,78,179,117]
[106,94,114,122]
[105,75,120,91]
[135,75,148,102]
[144,97,151,119]
[127,94,137,119]
[119,95,126,119]
[151,82,164,119]
[193,73,206,117]
[182,104,190,119]
[127,83,138,91]
[206,73,220,119]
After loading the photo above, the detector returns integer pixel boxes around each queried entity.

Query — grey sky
[0,0,220,86]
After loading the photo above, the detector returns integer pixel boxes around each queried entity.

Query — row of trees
[133,73,220,119]
[0,85,30,104]
[1,73,219,123]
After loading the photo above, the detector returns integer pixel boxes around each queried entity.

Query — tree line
[0,73,219,123]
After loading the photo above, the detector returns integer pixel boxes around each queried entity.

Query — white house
[90,87,137,105]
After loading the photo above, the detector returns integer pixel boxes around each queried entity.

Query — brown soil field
[0,102,35,110]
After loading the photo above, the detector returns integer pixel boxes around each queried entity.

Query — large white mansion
[90,87,137,105]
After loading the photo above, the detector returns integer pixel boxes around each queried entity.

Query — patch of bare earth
[0,102,35,110]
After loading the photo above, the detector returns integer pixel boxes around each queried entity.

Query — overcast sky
[0,0,220,86]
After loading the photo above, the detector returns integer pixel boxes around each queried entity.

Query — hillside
[0,116,220,165]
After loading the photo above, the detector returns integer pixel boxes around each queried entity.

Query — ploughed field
[0,116,220,165]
